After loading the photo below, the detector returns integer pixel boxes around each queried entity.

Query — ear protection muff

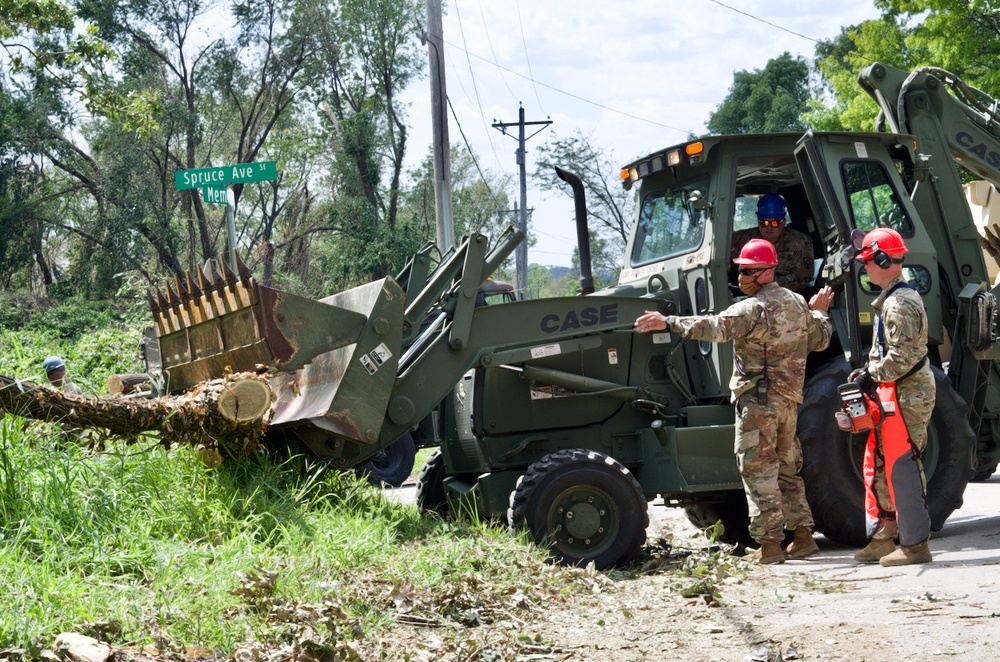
[871,247,891,269]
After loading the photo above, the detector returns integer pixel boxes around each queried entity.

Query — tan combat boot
[879,541,932,567]
[854,538,896,563]
[750,541,785,565]
[784,526,820,559]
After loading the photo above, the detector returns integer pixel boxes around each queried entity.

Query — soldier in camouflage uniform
[732,193,815,292]
[635,238,834,564]
[850,228,935,566]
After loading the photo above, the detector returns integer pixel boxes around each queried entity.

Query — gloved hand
[838,245,858,271]
[848,368,865,382]
[852,369,878,401]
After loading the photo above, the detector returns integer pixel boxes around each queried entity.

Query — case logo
[540,304,618,333]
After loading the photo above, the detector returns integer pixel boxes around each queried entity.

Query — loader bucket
[268,277,405,452]
[149,252,403,414]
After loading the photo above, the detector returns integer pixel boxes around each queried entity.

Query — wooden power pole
[493,105,551,299]
[425,0,455,253]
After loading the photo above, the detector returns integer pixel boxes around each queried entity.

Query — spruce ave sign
[174,161,277,205]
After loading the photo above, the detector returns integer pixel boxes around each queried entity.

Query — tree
[878,0,1000,94]
[810,3,1000,133]
[403,145,514,242]
[706,53,811,135]
[809,18,911,131]
[534,130,633,279]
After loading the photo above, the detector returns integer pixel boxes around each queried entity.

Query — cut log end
[216,379,273,423]
[107,373,153,395]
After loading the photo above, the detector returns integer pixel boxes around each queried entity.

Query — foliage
[810,3,1000,132]
[810,17,912,131]
[706,52,811,135]
[0,427,597,658]
[402,145,515,242]
[0,293,144,393]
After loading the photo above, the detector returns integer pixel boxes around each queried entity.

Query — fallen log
[107,372,153,395]
[0,371,274,454]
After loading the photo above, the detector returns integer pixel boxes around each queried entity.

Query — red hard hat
[855,227,908,263]
[733,238,778,266]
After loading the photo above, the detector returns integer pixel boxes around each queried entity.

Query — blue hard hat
[756,193,787,220]
[42,356,65,373]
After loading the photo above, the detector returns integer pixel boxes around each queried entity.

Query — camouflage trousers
[735,392,814,545]
[871,376,935,540]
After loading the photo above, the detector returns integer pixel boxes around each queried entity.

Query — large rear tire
[798,360,975,546]
[508,449,648,569]
[971,461,998,482]
[684,491,754,548]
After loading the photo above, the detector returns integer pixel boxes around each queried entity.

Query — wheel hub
[549,489,616,553]
[564,503,601,539]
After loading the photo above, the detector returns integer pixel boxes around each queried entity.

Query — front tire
[415,449,448,515]
[798,360,975,546]
[508,449,648,569]
[355,433,416,488]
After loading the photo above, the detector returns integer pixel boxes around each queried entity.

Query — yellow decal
[858,312,872,324]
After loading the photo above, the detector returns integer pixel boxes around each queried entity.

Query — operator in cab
[635,239,835,564]
[849,228,934,567]
[732,193,815,292]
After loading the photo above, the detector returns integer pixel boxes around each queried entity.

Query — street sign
[201,184,229,206]
[174,161,277,191]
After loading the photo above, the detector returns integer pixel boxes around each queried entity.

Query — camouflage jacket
[732,226,815,291]
[668,282,832,403]
[867,274,932,386]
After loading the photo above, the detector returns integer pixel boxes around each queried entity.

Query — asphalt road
[387,475,1000,659]
[388,474,1000,601]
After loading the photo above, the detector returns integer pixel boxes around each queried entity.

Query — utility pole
[425,0,454,253]
[493,104,551,299]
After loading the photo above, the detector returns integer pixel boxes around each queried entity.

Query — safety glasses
[739,267,772,276]
[758,219,783,228]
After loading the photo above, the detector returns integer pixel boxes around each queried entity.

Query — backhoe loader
[149,63,1000,568]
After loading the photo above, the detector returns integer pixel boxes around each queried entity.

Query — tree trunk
[0,372,274,456]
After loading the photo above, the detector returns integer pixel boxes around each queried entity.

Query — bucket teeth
[197,265,212,292]
[148,289,159,314]
[175,274,190,301]
[155,286,169,311]
[187,271,202,299]
[220,254,238,293]
[165,281,179,306]
[234,250,253,282]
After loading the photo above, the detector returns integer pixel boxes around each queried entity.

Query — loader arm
[378,295,662,451]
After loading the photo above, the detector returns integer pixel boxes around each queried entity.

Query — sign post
[174,161,278,266]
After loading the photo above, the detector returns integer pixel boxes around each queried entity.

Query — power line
[514,0,547,116]
[709,0,820,44]
[475,0,520,103]
[446,96,508,216]
[452,0,504,169]
[445,39,693,135]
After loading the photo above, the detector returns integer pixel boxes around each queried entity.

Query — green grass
[0,419,577,658]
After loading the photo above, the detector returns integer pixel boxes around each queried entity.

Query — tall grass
[0,419,557,657]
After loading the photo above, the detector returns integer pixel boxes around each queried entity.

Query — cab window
[630,182,708,265]
[842,161,914,234]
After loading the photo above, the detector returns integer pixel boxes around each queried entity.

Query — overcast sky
[400,0,884,269]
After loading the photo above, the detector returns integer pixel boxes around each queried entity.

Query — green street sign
[174,161,277,191]
[201,184,229,206]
